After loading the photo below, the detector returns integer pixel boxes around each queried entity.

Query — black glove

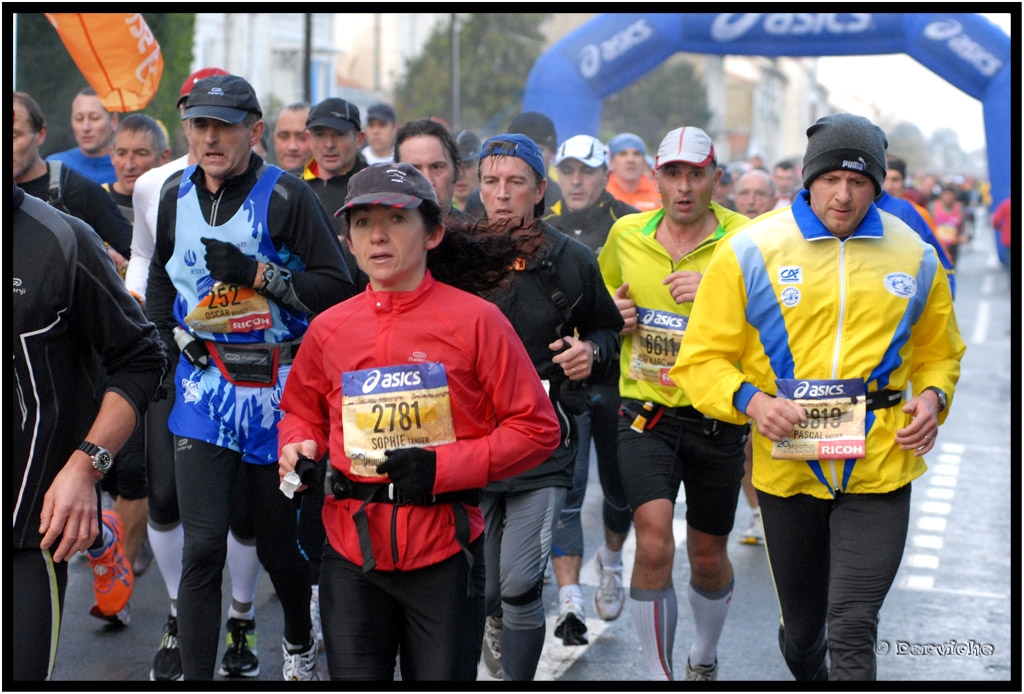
[201,237,258,286]
[376,448,437,498]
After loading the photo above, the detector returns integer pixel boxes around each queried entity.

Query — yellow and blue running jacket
[670,192,965,499]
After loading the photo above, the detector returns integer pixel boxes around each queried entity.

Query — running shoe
[684,657,718,681]
[87,509,134,626]
[482,615,503,679]
[219,617,259,678]
[149,615,183,681]
[738,509,764,545]
[593,549,626,621]
[282,631,319,681]
[554,596,589,646]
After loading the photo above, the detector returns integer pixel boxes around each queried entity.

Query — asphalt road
[48,218,1013,685]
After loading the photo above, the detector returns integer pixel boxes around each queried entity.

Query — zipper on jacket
[390,503,400,566]
[208,186,226,225]
[829,239,848,493]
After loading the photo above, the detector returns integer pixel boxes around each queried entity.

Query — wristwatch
[260,263,277,290]
[586,340,601,366]
[259,263,291,295]
[923,387,948,413]
[78,441,113,476]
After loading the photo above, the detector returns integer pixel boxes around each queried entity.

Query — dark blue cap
[479,133,546,180]
[182,74,261,123]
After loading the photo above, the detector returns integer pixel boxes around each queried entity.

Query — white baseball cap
[554,134,608,169]
[655,127,716,170]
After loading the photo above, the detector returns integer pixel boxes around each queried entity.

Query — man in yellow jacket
[671,113,965,681]
[597,126,752,681]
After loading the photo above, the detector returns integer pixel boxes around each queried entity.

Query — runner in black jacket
[541,134,638,646]
[12,183,165,680]
[475,133,623,681]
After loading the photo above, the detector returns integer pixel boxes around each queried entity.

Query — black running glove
[201,237,258,286]
[376,448,437,498]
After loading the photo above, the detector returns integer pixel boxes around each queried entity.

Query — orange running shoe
[87,509,134,626]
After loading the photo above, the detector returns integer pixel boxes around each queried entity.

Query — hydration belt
[328,469,480,596]
[865,389,903,411]
[619,399,729,436]
[205,339,302,387]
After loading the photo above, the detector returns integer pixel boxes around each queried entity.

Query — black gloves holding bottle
[376,448,437,498]
[201,237,258,286]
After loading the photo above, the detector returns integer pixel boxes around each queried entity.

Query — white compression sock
[147,522,184,601]
[688,579,734,668]
[630,585,677,681]
[227,530,261,611]
[598,543,623,571]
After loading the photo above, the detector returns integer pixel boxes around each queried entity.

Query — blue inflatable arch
[523,13,1011,214]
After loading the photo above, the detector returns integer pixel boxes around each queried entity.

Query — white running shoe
[481,615,502,679]
[554,596,588,645]
[684,657,718,681]
[282,632,319,681]
[593,549,626,621]
[738,509,764,545]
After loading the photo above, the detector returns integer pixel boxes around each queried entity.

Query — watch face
[95,450,113,472]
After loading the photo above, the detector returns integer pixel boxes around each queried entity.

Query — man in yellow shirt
[597,126,751,681]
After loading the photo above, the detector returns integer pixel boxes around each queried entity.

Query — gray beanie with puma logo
[802,113,888,196]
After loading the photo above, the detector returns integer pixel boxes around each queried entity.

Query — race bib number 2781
[341,363,455,477]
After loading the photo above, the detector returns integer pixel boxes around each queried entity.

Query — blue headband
[608,133,647,157]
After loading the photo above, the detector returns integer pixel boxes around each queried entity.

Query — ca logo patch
[778,266,802,284]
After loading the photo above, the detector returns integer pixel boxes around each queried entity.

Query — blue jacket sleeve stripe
[867,242,937,391]
[734,233,796,381]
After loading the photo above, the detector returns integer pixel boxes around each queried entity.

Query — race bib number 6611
[628,306,687,386]
[341,363,455,476]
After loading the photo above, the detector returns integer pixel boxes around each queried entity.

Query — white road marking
[971,300,990,344]
[905,554,940,569]
[534,510,690,680]
[902,575,935,589]
[912,534,944,550]
[917,516,947,532]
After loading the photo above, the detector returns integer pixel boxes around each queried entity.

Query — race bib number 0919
[341,363,455,477]
[771,378,866,461]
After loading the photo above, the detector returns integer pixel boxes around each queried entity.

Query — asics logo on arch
[710,13,872,41]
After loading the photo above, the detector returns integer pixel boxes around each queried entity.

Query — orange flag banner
[45,13,163,112]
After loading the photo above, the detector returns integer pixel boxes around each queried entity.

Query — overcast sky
[815,13,1011,152]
